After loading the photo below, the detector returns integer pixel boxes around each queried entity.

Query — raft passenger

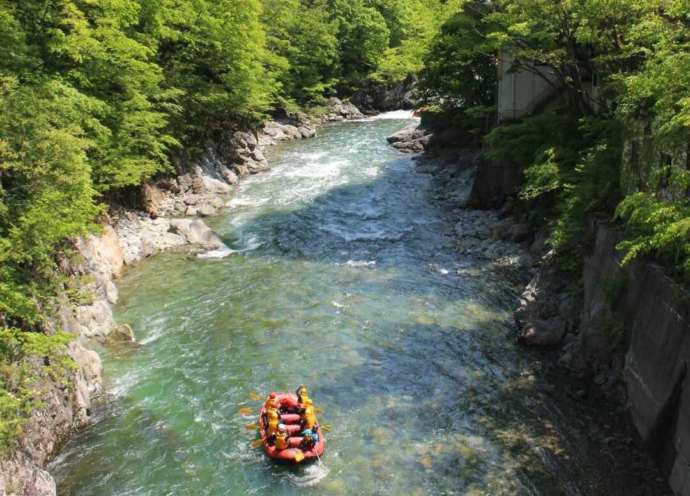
[266,406,281,441]
[300,428,319,449]
[275,424,289,450]
[301,398,317,430]
[296,385,310,405]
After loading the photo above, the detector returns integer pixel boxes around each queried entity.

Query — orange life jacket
[275,433,289,450]
[267,409,280,435]
[303,406,317,429]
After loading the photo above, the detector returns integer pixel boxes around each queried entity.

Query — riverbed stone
[519,318,567,347]
[197,204,217,217]
[220,166,239,185]
[299,126,316,139]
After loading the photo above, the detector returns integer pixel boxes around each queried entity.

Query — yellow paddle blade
[293,451,305,463]
[239,407,254,416]
[314,407,323,414]
[249,391,263,401]
[245,423,258,430]
[321,424,331,433]
[250,438,264,449]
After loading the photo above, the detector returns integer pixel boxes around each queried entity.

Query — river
[52,114,656,495]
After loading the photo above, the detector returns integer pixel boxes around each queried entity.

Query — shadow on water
[52,119,666,496]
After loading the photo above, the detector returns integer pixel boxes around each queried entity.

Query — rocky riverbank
[399,121,676,494]
[0,98,364,496]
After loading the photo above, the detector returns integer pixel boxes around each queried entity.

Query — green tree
[329,0,390,94]
[419,0,498,129]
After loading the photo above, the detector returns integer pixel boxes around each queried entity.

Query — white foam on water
[342,260,377,267]
[284,159,347,179]
[197,247,235,259]
[109,370,140,398]
[364,167,379,177]
[227,197,271,209]
[369,110,419,120]
[318,223,404,243]
[235,235,264,253]
[286,462,330,487]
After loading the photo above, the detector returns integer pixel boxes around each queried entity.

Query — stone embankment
[0,98,364,496]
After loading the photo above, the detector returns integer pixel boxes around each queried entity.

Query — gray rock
[201,175,232,194]
[197,204,217,217]
[232,164,250,177]
[246,160,269,174]
[518,318,567,347]
[232,130,258,150]
[387,123,431,153]
[220,167,239,185]
[251,148,266,163]
[169,218,226,250]
[191,176,205,194]
[104,280,118,305]
[177,174,194,193]
[183,195,198,206]
[282,125,303,140]
[299,127,316,139]
[469,157,523,209]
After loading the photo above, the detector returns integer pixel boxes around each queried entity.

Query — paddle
[238,407,254,416]
[249,391,263,401]
[250,438,263,449]
[320,424,332,433]
[245,422,258,430]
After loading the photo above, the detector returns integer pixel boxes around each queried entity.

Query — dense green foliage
[421,0,690,281]
[0,328,75,451]
[419,0,498,131]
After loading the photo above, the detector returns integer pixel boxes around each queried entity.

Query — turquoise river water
[52,115,644,495]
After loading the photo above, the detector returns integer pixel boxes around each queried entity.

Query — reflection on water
[53,116,603,495]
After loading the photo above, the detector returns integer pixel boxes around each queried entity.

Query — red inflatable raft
[258,392,325,464]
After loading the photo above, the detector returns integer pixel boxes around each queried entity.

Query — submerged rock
[110,323,136,343]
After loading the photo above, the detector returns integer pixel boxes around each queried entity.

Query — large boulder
[327,97,365,120]
[386,123,431,153]
[352,76,418,111]
[169,218,226,251]
[201,175,232,194]
[232,130,258,151]
[469,157,523,209]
